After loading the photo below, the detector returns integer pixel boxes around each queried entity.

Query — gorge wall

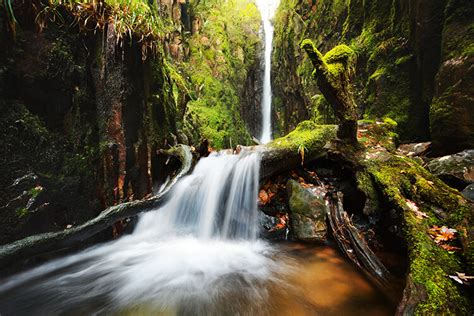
[0,0,262,244]
[271,0,473,154]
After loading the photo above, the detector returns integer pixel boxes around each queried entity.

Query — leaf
[405,199,428,219]
[449,272,474,285]
[428,225,457,243]
[258,190,269,205]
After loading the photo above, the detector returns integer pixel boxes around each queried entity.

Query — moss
[324,44,356,65]
[366,155,471,314]
[175,0,260,148]
[28,186,42,199]
[15,207,29,218]
[269,120,336,151]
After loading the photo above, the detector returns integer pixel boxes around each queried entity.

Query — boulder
[427,149,474,189]
[287,179,327,242]
[430,56,474,155]
[397,142,431,157]
[462,184,474,202]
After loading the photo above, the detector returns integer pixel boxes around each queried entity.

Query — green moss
[324,44,356,65]
[174,0,260,148]
[29,186,42,199]
[366,155,471,314]
[368,67,386,80]
[395,55,412,66]
[15,207,29,218]
[269,120,336,151]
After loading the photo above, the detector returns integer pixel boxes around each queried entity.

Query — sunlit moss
[269,120,336,151]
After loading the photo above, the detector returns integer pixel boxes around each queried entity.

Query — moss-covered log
[349,124,474,315]
[259,121,337,179]
[365,154,472,315]
[0,145,193,272]
[301,40,359,143]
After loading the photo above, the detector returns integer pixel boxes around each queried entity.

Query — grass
[10,0,176,58]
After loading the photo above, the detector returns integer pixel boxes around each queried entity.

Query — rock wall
[0,0,261,244]
[272,0,473,152]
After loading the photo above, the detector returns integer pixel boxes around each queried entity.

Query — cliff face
[272,0,473,152]
[0,0,261,244]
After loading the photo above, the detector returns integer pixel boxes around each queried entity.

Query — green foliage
[33,0,176,58]
[175,0,260,149]
[15,207,29,218]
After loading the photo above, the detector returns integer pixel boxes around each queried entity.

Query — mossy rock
[287,179,327,242]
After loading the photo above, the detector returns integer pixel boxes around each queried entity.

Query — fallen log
[258,122,337,179]
[326,192,395,300]
[0,145,193,272]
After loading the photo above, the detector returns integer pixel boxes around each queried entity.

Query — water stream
[256,0,280,144]
[0,151,394,315]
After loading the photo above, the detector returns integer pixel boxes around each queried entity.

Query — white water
[256,0,280,144]
[0,151,289,315]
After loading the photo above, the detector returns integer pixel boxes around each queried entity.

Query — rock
[430,56,474,155]
[462,184,474,202]
[397,142,431,157]
[287,179,327,242]
[426,149,474,188]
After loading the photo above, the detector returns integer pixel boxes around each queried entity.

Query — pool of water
[0,240,395,315]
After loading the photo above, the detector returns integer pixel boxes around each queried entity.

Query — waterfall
[135,151,261,240]
[0,151,286,315]
[256,0,280,144]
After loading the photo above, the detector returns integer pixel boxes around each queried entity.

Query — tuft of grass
[34,0,176,58]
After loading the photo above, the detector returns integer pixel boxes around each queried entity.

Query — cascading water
[0,151,395,315]
[0,151,287,315]
[256,0,280,144]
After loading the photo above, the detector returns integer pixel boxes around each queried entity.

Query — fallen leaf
[449,275,463,284]
[428,225,457,243]
[440,244,461,251]
[449,272,474,285]
[406,199,428,219]
[259,190,269,205]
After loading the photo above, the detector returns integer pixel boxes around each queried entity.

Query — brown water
[118,243,395,316]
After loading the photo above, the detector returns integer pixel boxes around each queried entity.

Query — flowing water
[256,0,280,144]
[0,151,394,315]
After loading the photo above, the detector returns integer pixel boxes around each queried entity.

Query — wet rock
[426,149,474,189]
[287,179,327,242]
[259,212,288,240]
[397,142,431,157]
[462,184,474,202]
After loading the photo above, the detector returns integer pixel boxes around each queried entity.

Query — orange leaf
[259,190,269,205]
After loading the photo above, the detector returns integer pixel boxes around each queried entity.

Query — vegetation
[0,0,473,315]
[177,0,261,148]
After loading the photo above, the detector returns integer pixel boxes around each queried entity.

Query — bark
[326,192,398,303]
